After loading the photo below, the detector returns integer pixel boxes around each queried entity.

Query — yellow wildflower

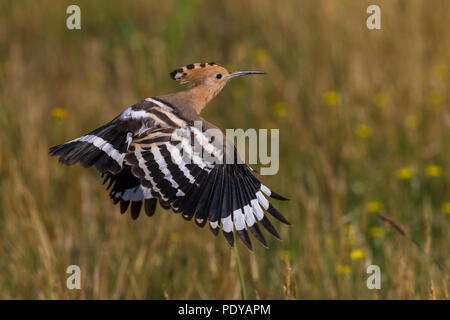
[279,250,292,260]
[374,92,389,108]
[425,165,442,177]
[252,48,268,64]
[169,232,178,244]
[369,227,384,238]
[271,102,288,118]
[326,235,334,248]
[356,124,372,139]
[366,201,383,213]
[350,249,364,260]
[441,202,450,214]
[428,91,444,106]
[396,167,413,180]
[405,115,420,130]
[336,264,350,275]
[51,107,67,119]
[323,91,340,106]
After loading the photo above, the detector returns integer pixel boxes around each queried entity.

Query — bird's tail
[49,121,131,174]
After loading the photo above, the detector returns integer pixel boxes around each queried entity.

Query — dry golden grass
[0,0,449,299]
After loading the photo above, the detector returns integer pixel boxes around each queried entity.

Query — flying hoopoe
[49,62,290,251]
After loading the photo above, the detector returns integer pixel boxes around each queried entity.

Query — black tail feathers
[49,122,130,174]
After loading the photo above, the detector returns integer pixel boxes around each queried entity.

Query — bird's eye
[215,73,222,79]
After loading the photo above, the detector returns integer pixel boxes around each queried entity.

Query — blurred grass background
[0,0,449,299]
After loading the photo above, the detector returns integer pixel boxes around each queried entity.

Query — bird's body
[49,62,289,251]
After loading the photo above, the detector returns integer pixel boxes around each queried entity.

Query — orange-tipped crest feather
[169,62,229,85]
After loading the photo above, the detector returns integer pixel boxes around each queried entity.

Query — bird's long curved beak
[228,70,266,79]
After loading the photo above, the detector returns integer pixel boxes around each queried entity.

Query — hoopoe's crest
[169,62,227,85]
[49,63,289,252]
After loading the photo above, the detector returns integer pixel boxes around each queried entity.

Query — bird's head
[169,62,265,97]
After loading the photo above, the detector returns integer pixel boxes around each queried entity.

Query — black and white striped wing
[49,97,186,218]
[124,125,290,251]
[102,168,157,219]
[49,98,183,174]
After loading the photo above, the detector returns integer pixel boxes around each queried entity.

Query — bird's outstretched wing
[123,122,290,251]
[49,97,184,214]
[49,98,182,174]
